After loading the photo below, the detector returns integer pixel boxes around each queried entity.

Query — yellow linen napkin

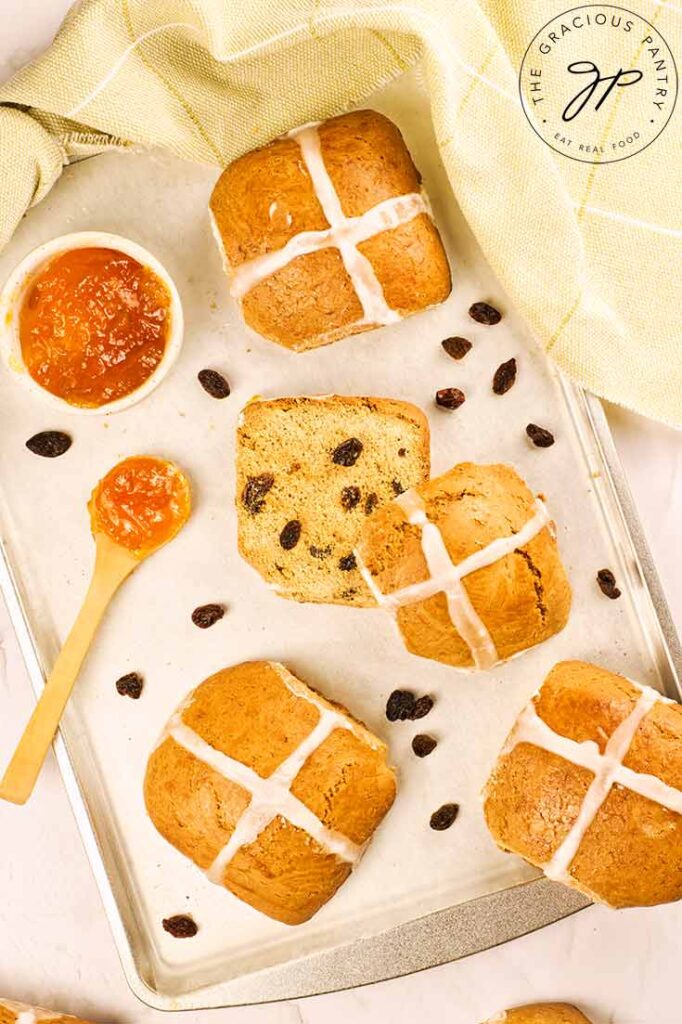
[0,0,679,425]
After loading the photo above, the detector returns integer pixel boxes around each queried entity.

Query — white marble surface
[0,5,680,1023]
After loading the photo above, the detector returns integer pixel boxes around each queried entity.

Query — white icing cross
[504,685,682,886]
[159,665,370,887]
[355,490,552,670]
[228,121,430,326]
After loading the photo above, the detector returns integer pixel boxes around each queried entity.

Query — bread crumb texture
[144,661,396,925]
[236,395,430,605]
[484,660,682,908]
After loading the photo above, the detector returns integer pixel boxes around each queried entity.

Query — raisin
[435,387,466,410]
[309,545,332,560]
[332,437,363,466]
[526,423,555,448]
[364,492,379,515]
[241,473,274,513]
[492,358,517,395]
[191,603,225,628]
[391,479,405,496]
[430,803,459,831]
[597,568,621,599]
[198,368,230,399]
[442,336,472,360]
[398,447,407,457]
[25,430,72,458]
[386,689,416,722]
[279,520,301,549]
[115,672,143,699]
[162,915,198,938]
[339,553,356,571]
[341,485,361,511]
[469,301,501,325]
[410,695,434,720]
[412,734,437,758]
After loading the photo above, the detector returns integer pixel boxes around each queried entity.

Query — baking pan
[0,69,679,1009]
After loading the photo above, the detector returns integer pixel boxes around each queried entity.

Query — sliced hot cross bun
[0,1000,97,1024]
[354,462,571,670]
[236,394,430,606]
[484,660,682,908]
[144,661,396,925]
[209,109,451,350]
[482,1006,594,1024]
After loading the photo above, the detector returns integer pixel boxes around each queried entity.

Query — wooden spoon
[0,456,191,805]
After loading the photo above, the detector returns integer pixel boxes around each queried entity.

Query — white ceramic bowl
[0,231,184,416]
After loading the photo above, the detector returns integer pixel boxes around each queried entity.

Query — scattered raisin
[115,672,143,699]
[162,915,198,938]
[492,358,517,395]
[597,568,621,599]
[386,689,416,722]
[526,423,555,448]
[332,437,363,466]
[338,553,357,571]
[436,387,466,410]
[279,520,301,550]
[430,803,459,831]
[411,695,434,719]
[191,603,225,628]
[398,447,407,457]
[241,473,274,514]
[469,301,501,325]
[442,336,472,360]
[309,545,332,560]
[198,368,230,399]
[412,734,437,758]
[341,485,361,511]
[364,492,379,515]
[25,430,72,458]
[392,479,405,496]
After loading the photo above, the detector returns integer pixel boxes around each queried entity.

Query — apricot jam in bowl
[0,232,183,415]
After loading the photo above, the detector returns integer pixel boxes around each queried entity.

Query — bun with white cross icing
[354,462,571,670]
[236,394,430,606]
[0,1000,96,1024]
[484,660,682,908]
[144,661,396,925]
[482,1005,593,1024]
[209,109,451,351]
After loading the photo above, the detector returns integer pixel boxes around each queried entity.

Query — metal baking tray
[0,69,679,1010]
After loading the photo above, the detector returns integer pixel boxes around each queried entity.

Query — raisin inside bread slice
[236,395,430,605]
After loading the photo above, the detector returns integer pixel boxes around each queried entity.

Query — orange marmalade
[19,247,172,408]
[89,456,191,556]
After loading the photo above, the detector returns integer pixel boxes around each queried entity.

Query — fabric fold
[0,0,678,425]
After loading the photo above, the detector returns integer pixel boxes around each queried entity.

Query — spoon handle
[0,535,137,805]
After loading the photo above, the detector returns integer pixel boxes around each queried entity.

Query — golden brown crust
[224,816,352,926]
[209,109,451,351]
[144,738,251,870]
[355,463,571,668]
[485,1005,593,1024]
[210,135,326,264]
[484,660,682,908]
[236,395,430,606]
[0,1004,98,1024]
[145,661,396,925]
